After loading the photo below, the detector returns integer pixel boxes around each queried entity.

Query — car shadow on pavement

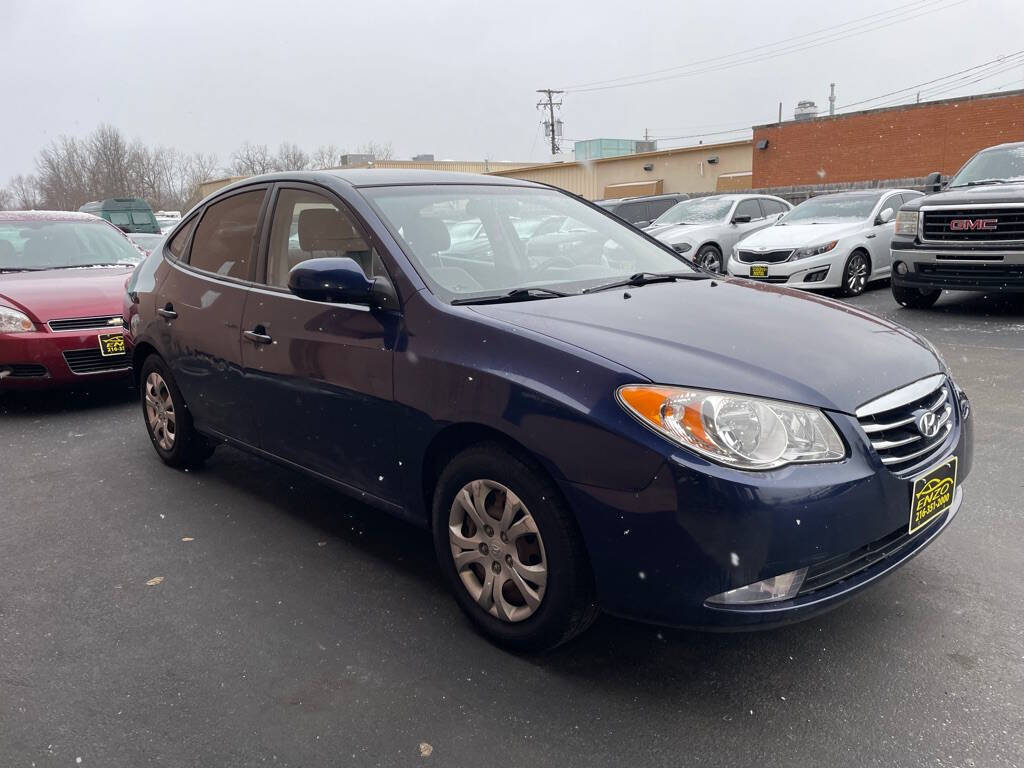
[923,291,1024,317]
[0,381,136,416]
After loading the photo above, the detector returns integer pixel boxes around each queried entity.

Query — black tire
[892,283,941,309]
[694,244,724,274]
[139,355,214,469]
[431,443,598,652]
[839,250,871,297]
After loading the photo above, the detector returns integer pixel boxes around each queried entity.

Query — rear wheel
[140,355,214,468]
[694,244,723,274]
[840,250,870,296]
[892,283,942,309]
[432,443,598,652]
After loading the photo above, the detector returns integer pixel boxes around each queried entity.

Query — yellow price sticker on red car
[98,332,126,357]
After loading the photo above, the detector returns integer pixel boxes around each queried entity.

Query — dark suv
[891,141,1024,308]
[594,193,687,227]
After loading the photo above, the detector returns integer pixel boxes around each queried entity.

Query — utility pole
[829,83,836,116]
[536,89,564,156]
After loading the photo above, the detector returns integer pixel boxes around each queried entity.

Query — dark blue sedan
[124,171,972,651]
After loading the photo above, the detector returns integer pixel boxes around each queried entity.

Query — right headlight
[0,304,34,333]
[895,210,919,236]
[670,242,692,254]
[617,385,845,470]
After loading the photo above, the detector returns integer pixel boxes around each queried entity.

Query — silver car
[644,194,792,273]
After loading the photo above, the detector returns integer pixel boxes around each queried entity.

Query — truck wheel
[892,284,941,309]
[432,443,598,652]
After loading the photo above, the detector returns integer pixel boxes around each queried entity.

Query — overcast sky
[2,0,1023,182]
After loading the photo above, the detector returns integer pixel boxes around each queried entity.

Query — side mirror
[288,257,397,309]
[924,171,943,193]
[877,207,895,225]
[732,215,752,224]
[633,219,651,229]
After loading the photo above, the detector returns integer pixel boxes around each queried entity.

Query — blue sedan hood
[469,279,942,414]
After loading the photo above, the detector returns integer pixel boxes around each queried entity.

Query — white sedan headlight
[791,241,839,260]
[0,305,34,333]
[669,241,692,254]
[895,210,919,236]
[618,385,845,470]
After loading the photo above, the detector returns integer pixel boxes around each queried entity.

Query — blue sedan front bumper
[562,400,974,629]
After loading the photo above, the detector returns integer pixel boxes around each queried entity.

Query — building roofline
[753,87,1024,129]
[488,138,752,176]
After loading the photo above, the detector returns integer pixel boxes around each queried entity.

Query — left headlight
[670,242,692,254]
[895,210,919,236]
[617,385,845,470]
[0,305,34,333]
[791,241,839,260]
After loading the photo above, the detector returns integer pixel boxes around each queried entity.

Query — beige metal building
[488,140,753,200]
[199,159,535,199]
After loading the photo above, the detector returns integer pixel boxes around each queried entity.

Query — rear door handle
[243,329,273,345]
[157,305,177,319]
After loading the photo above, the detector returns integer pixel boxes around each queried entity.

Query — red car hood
[0,266,133,323]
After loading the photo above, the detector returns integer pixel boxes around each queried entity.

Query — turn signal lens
[0,305,34,333]
[707,567,808,605]
[617,385,845,470]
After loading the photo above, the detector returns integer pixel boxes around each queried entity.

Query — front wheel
[140,355,214,468]
[892,283,942,309]
[840,251,870,296]
[432,443,598,652]
[694,244,723,274]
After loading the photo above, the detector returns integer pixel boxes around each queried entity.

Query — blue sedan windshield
[361,185,695,302]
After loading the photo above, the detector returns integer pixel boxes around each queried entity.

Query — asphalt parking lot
[2,286,1022,768]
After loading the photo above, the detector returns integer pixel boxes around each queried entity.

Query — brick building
[751,89,1024,188]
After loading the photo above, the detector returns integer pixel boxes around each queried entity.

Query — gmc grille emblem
[949,218,998,231]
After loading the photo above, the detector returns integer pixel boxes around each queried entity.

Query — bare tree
[88,124,133,199]
[311,144,345,169]
[0,186,12,210]
[36,136,90,210]
[274,142,310,172]
[357,140,395,161]
[9,174,43,210]
[231,142,274,176]
[177,152,221,209]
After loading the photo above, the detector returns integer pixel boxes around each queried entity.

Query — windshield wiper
[451,287,572,305]
[953,178,1011,187]
[582,271,707,294]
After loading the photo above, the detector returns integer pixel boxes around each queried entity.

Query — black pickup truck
[891,141,1024,308]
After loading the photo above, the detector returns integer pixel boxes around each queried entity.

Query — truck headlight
[617,385,845,470]
[895,210,919,236]
[791,241,838,260]
[0,305,34,333]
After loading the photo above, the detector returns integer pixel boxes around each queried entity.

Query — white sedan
[726,189,923,296]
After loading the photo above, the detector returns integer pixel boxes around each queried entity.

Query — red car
[0,211,143,389]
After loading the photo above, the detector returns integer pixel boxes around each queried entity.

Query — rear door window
[188,189,265,280]
[131,211,153,225]
[761,199,790,216]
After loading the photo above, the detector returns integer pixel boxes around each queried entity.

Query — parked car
[891,141,1024,308]
[594,193,687,227]
[644,194,792,273]
[0,211,141,388]
[79,198,161,234]
[126,232,165,256]
[727,189,923,296]
[125,170,972,651]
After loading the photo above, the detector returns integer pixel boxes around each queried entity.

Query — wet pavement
[2,284,1022,767]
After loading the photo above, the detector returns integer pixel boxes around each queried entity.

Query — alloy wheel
[448,479,548,623]
[698,249,722,273]
[144,371,176,451]
[847,254,869,294]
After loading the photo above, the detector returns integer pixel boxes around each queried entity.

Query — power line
[644,52,1024,149]
[563,0,968,93]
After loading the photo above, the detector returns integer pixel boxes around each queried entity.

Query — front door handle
[243,328,273,345]
[156,304,177,319]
